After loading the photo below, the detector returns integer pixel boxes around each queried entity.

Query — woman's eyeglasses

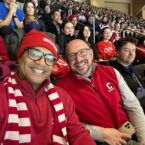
[27,48,57,66]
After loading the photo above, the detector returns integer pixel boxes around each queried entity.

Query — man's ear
[90,49,94,59]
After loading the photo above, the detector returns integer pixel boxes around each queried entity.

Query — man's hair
[50,9,60,16]
[115,37,138,51]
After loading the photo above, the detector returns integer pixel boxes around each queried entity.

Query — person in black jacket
[40,9,62,36]
[56,20,75,56]
[110,37,145,110]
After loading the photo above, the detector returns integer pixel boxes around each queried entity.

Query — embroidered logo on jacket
[106,82,115,92]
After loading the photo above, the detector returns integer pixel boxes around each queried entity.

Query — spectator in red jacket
[0,36,9,61]
[110,23,121,43]
[96,27,116,61]
[0,30,96,145]
[56,39,145,145]
[0,36,16,81]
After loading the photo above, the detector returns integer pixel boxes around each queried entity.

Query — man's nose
[130,51,134,55]
[75,53,83,61]
[35,57,46,65]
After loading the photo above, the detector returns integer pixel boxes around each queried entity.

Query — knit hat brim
[17,30,58,59]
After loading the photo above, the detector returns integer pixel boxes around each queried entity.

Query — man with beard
[56,39,145,145]
[0,30,96,145]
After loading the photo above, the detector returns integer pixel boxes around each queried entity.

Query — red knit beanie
[17,30,58,59]
[69,14,78,21]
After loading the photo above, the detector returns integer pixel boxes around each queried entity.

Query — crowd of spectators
[0,0,145,61]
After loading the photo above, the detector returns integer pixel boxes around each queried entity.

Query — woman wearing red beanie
[69,14,81,37]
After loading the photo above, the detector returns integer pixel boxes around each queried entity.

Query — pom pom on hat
[17,30,58,59]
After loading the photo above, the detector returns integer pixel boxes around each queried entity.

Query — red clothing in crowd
[56,65,128,128]
[97,41,116,60]
[0,36,9,61]
[110,31,121,43]
[0,72,96,145]
[136,45,145,57]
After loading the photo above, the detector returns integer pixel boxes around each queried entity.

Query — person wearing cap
[68,14,81,37]
[0,30,96,145]
[56,39,145,145]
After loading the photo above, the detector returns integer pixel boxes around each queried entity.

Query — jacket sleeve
[82,123,104,142]
[0,84,8,141]
[75,69,145,143]
[56,86,96,145]
[114,68,145,144]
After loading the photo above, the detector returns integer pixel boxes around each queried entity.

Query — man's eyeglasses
[27,48,57,66]
[67,48,91,61]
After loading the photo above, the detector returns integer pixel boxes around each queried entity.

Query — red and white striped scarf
[2,72,68,145]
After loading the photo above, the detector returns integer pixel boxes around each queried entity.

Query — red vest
[56,65,128,128]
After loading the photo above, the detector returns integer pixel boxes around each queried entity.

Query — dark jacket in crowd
[41,14,61,36]
[56,32,75,56]
[109,61,145,109]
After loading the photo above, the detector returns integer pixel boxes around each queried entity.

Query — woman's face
[72,17,78,27]
[26,2,35,16]
[114,23,120,31]
[126,26,131,33]
[83,26,91,38]
[103,28,112,40]
[64,22,74,36]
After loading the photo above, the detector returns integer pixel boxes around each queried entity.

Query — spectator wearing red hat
[0,30,96,145]
[69,14,81,37]
[69,14,78,27]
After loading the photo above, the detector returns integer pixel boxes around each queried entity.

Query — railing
[126,28,145,36]
[136,47,145,52]
[126,28,145,52]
